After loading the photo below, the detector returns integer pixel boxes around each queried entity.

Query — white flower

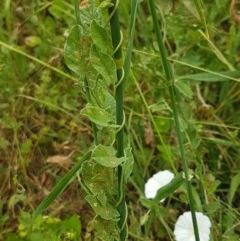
[174,211,211,241]
[144,170,174,202]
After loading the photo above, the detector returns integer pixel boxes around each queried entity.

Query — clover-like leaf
[90,20,113,54]
[80,103,113,127]
[64,25,92,79]
[90,44,116,86]
[92,144,126,168]
[85,195,119,220]
[82,161,115,195]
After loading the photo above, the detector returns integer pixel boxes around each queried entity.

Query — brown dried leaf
[46,151,75,169]
[79,0,88,9]
[144,123,155,147]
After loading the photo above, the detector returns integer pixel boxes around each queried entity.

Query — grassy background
[0,0,240,240]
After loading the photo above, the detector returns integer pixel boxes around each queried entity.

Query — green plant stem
[108,1,127,240]
[74,0,81,26]
[147,1,200,241]
[122,0,138,87]
[4,0,12,32]
[192,0,208,34]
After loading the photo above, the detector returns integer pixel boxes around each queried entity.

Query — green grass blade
[171,59,240,82]
[228,172,240,204]
[0,40,78,82]
[122,0,138,87]
[18,95,79,121]
[178,70,240,82]
[32,151,91,222]
[148,0,201,240]
[199,30,234,71]
[192,0,208,32]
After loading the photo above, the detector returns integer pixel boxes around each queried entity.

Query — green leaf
[123,147,134,181]
[62,215,81,237]
[90,20,113,54]
[95,86,116,116]
[92,144,126,167]
[80,103,114,127]
[228,172,240,204]
[49,0,74,19]
[96,192,107,206]
[178,70,240,82]
[139,197,155,209]
[204,200,221,214]
[82,161,116,195]
[140,210,151,226]
[21,139,32,154]
[206,137,238,147]
[100,1,114,8]
[0,137,10,149]
[86,217,119,241]
[6,233,19,241]
[29,233,45,241]
[32,151,91,222]
[90,44,116,85]
[154,173,185,203]
[175,80,193,98]
[85,195,119,220]
[64,25,92,79]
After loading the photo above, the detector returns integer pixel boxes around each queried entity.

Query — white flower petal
[174,211,211,241]
[144,170,174,201]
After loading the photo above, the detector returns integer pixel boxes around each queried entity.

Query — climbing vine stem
[108,0,127,240]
